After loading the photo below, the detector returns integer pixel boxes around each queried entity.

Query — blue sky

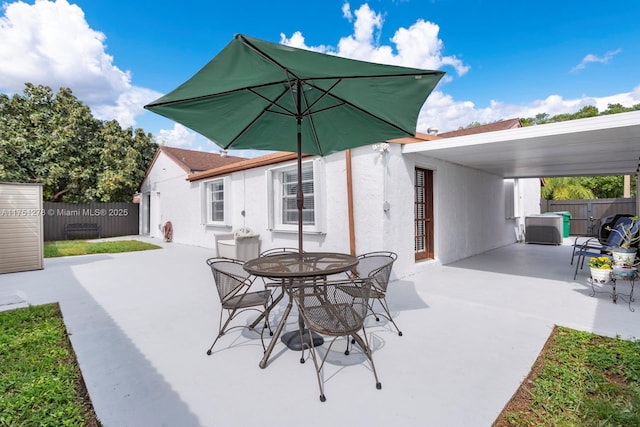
[1,0,639,154]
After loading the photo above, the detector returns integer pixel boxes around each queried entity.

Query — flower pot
[611,247,637,267]
[613,266,637,279]
[589,267,612,283]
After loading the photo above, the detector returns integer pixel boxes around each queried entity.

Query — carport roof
[403,110,640,178]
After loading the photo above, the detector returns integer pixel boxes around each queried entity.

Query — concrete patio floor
[1,237,638,426]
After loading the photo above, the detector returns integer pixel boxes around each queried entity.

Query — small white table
[611,267,637,312]
[589,267,637,312]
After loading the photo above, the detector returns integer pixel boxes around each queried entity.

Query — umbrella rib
[145,72,442,108]
[301,80,417,135]
[224,83,298,148]
[145,82,287,108]
[247,86,296,116]
[147,35,445,151]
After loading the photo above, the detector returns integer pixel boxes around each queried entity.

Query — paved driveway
[1,238,638,426]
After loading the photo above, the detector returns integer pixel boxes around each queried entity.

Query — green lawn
[44,239,161,258]
[494,325,640,426]
[0,304,101,426]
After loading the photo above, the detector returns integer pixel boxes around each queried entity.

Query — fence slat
[541,198,636,236]
[43,202,139,241]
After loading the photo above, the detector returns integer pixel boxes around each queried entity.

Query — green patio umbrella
[144,34,444,254]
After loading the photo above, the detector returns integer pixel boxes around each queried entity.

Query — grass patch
[494,325,640,426]
[0,303,101,426]
[44,240,161,258]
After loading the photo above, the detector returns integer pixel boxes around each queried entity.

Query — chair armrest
[579,237,604,250]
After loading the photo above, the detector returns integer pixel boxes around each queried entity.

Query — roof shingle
[159,146,246,173]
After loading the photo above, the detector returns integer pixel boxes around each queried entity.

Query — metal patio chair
[346,251,402,336]
[205,257,273,355]
[572,219,633,279]
[260,247,300,257]
[570,215,633,265]
[293,278,382,402]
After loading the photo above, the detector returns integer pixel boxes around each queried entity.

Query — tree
[0,84,157,202]
[601,103,640,115]
[541,177,595,200]
[574,176,626,199]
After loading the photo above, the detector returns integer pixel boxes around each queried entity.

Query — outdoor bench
[64,223,101,240]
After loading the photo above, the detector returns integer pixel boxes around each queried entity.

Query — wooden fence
[540,198,637,236]
[43,202,139,241]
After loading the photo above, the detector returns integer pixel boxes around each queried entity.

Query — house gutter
[346,149,356,256]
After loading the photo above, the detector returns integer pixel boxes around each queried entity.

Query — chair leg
[352,329,382,391]
[258,305,272,352]
[207,309,234,355]
[304,329,326,402]
[206,306,271,355]
[375,298,403,336]
[573,254,583,280]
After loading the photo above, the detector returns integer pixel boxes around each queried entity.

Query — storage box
[525,215,563,245]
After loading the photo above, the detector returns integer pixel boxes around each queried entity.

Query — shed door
[415,168,434,260]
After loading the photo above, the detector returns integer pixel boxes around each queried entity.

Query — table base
[281,329,324,351]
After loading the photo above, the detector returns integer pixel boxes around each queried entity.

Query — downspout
[346,149,356,256]
[636,173,640,215]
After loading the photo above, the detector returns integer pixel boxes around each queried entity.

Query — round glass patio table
[244,252,358,368]
[244,252,358,278]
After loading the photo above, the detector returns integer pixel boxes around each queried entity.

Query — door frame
[415,167,434,260]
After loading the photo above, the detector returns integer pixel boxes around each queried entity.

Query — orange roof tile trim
[188,151,311,181]
[437,118,522,138]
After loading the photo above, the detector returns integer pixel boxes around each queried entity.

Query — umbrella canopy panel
[145,34,445,155]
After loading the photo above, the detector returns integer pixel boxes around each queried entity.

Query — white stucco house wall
[138,146,246,243]
[139,128,541,280]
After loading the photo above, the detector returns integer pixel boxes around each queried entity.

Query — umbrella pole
[296,80,304,260]
[297,132,303,260]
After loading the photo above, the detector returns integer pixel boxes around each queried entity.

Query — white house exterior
[140,139,541,280]
[140,112,640,280]
[138,146,246,243]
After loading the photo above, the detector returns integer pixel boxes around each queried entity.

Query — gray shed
[0,182,44,274]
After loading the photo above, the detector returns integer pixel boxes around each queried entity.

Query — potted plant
[606,216,640,267]
[587,256,613,283]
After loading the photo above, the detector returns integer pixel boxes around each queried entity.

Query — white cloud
[0,0,149,128]
[281,3,469,76]
[153,123,273,156]
[156,124,197,148]
[418,86,640,133]
[280,4,639,135]
[342,2,353,21]
[571,49,622,72]
[2,1,638,151]
[93,86,162,128]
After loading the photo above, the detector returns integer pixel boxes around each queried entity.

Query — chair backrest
[294,279,371,335]
[260,247,299,256]
[206,258,251,303]
[605,216,634,247]
[599,214,633,241]
[353,252,397,293]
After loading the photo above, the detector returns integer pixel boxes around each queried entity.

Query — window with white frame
[202,178,228,225]
[267,160,324,233]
